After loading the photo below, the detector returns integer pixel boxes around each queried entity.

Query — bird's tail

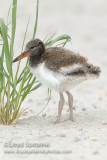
[86,63,101,79]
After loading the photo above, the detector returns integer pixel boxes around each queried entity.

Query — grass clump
[0,0,71,125]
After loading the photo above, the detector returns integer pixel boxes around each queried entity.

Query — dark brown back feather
[86,63,101,76]
[42,47,87,71]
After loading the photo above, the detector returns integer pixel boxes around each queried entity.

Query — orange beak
[13,51,30,63]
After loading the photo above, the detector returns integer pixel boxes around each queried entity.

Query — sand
[0,0,107,159]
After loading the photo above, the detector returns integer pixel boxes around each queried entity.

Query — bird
[13,39,101,123]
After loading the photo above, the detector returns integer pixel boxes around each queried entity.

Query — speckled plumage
[41,47,87,70]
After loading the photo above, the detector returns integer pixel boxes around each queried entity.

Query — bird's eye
[39,41,42,45]
[30,46,34,49]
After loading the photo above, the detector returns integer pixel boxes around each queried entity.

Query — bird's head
[13,39,45,63]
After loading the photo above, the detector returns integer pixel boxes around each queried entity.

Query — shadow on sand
[17,110,105,128]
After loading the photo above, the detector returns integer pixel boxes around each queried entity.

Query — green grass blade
[22,75,33,91]
[33,0,39,38]
[20,78,35,104]
[44,32,56,44]
[17,67,30,84]
[0,18,12,74]
[0,46,4,93]
[10,0,17,56]
[14,67,28,110]
[29,83,42,92]
[0,69,17,95]
[45,34,71,47]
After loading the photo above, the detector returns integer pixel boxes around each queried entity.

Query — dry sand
[0,0,107,160]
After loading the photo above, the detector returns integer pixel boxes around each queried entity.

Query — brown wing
[42,47,87,71]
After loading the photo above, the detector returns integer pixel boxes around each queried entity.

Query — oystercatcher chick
[13,39,101,123]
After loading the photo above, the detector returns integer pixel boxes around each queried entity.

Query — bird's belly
[60,76,87,91]
[29,63,61,91]
[29,63,87,92]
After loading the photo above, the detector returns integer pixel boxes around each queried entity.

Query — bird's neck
[28,48,45,67]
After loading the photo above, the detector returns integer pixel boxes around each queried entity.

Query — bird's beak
[12,51,30,63]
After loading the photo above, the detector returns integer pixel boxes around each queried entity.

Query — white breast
[29,63,87,92]
[29,63,62,91]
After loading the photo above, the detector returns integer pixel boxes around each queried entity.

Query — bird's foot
[69,115,74,121]
[54,117,60,124]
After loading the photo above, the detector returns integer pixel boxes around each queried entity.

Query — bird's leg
[66,91,73,121]
[55,93,65,123]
